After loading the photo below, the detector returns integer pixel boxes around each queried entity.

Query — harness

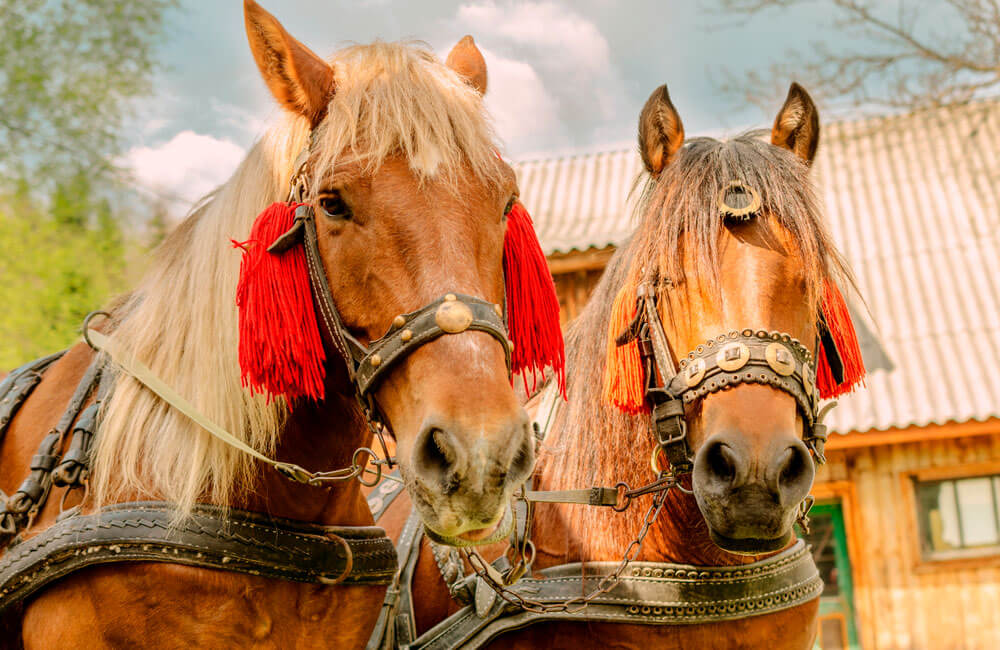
[0,355,399,616]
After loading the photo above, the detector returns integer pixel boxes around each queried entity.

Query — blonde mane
[91,41,503,517]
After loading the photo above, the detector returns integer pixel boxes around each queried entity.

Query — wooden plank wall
[552,269,604,324]
[816,431,1000,649]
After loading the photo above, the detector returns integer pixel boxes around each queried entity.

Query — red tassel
[817,279,866,398]
[235,202,326,404]
[503,202,566,397]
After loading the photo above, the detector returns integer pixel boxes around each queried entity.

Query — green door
[799,501,859,650]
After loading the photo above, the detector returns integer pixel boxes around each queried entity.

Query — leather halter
[270,144,512,457]
[621,282,831,475]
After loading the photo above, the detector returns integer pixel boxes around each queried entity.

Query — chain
[462,480,671,614]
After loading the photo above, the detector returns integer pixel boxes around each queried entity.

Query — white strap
[86,329,314,482]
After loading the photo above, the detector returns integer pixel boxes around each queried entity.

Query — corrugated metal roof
[512,99,1000,434]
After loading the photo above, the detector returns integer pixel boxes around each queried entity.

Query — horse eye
[318,192,351,220]
[503,196,517,216]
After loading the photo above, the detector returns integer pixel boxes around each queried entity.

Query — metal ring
[81,311,111,350]
[353,447,382,487]
[612,482,632,512]
[650,446,666,476]
[316,532,354,585]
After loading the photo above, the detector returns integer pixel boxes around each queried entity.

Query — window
[915,474,1000,559]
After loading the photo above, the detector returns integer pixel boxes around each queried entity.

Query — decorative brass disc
[802,365,814,397]
[685,358,707,387]
[436,300,474,334]
[716,342,750,371]
[718,180,762,220]
[765,343,795,376]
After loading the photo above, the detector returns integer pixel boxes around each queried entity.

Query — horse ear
[638,84,684,176]
[771,82,820,165]
[446,35,488,95]
[244,0,335,126]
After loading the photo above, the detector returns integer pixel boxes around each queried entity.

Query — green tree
[0,0,176,194]
[0,181,140,368]
[0,0,175,366]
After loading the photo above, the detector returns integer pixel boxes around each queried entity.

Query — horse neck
[233,364,374,527]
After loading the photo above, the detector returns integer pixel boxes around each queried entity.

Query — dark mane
[536,132,850,559]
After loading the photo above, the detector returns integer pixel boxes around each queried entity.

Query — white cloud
[476,47,566,153]
[124,131,245,216]
[448,1,629,155]
[457,1,611,75]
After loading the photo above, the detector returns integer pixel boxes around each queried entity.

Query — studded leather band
[404,539,822,649]
[0,501,398,614]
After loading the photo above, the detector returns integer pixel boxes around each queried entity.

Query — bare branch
[710,0,1000,112]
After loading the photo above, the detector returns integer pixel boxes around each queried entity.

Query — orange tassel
[602,281,648,414]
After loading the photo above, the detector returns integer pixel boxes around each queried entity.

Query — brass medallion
[765,343,795,376]
[436,300,474,334]
[716,342,750,371]
[685,358,707,387]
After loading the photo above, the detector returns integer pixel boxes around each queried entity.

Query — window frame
[904,461,1000,570]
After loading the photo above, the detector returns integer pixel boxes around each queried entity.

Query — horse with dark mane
[0,2,564,646]
[374,83,865,649]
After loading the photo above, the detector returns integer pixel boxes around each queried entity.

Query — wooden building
[512,98,1000,650]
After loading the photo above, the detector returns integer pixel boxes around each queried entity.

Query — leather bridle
[266,138,514,471]
[620,281,832,478]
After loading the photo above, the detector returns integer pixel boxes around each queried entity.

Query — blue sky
[124,0,850,214]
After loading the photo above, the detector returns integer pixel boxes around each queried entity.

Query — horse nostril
[505,424,534,486]
[705,441,737,484]
[772,440,814,505]
[779,447,804,485]
[413,426,462,492]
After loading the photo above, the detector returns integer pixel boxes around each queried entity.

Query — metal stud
[493,303,503,318]
[802,364,814,396]
[370,354,382,368]
[400,329,412,342]
[685,358,706,387]
[435,300,474,334]
[716,342,750,371]
[393,315,406,328]
[444,293,457,302]
[765,342,795,376]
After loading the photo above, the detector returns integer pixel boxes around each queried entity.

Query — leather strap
[1,356,101,543]
[354,294,511,396]
[365,509,424,650]
[86,329,323,485]
[0,501,398,614]
[406,539,822,649]
[0,352,65,439]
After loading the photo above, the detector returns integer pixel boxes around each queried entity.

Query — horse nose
[411,411,534,494]
[764,438,814,507]
[695,432,814,506]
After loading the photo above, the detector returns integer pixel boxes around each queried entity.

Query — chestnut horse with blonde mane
[0,2,557,647]
[375,83,865,648]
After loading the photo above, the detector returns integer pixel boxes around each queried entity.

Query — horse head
[239,1,550,543]
[601,82,859,555]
